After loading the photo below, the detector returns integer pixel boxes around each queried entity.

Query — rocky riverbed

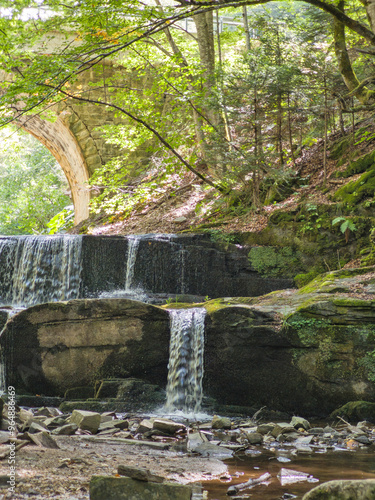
[1,402,375,499]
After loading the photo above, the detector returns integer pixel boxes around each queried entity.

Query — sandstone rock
[69,410,101,434]
[28,422,49,434]
[271,423,296,438]
[117,465,164,483]
[34,407,60,418]
[245,432,263,445]
[0,431,9,444]
[0,299,170,395]
[137,419,154,434]
[291,416,310,431]
[330,401,375,422]
[152,419,186,435]
[302,479,375,499]
[98,420,128,432]
[257,423,275,435]
[212,415,231,430]
[51,424,78,436]
[187,432,209,452]
[27,431,59,449]
[90,475,193,500]
[44,416,69,429]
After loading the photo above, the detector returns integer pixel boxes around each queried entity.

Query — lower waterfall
[165,308,206,413]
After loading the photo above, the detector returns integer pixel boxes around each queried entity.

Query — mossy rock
[330,401,375,422]
[64,386,95,400]
[336,151,375,179]
[248,246,303,278]
[329,136,351,160]
[333,167,375,205]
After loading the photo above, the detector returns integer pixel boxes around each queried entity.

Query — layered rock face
[2,246,375,416]
[204,268,375,415]
[0,299,170,395]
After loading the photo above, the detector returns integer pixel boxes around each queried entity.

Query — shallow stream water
[204,448,375,499]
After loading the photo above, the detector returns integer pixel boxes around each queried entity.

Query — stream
[205,448,375,499]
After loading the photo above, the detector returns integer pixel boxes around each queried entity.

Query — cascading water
[0,235,82,307]
[124,235,140,291]
[165,308,206,413]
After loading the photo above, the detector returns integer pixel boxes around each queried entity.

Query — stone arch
[17,114,91,224]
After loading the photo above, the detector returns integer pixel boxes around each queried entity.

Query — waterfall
[165,308,206,413]
[0,235,82,307]
[124,235,141,291]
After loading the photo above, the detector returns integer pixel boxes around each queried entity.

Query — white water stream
[0,235,82,307]
[165,308,206,413]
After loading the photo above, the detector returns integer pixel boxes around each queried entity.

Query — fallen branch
[227,472,271,496]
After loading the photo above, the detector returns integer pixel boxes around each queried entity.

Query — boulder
[69,410,101,434]
[0,298,170,395]
[330,401,375,422]
[291,416,310,431]
[89,476,194,500]
[212,415,231,430]
[302,479,375,499]
[204,271,375,415]
[117,465,163,483]
[152,419,186,435]
[244,432,263,445]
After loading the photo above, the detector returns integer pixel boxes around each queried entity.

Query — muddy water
[205,448,375,499]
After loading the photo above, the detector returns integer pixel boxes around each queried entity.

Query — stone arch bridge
[1,12,243,224]
[3,61,135,225]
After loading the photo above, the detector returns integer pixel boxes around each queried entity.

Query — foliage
[0,0,373,227]
[0,127,71,234]
[332,216,357,242]
[248,245,303,278]
[358,350,375,383]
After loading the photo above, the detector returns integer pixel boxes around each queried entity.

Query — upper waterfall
[0,235,82,307]
[0,233,293,308]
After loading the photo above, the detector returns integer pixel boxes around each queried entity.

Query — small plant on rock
[332,217,357,243]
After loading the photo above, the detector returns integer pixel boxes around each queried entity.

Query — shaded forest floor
[76,118,375,244]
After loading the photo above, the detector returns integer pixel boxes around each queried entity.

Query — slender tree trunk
[323,72,328,185]
[216,11,232,145]
[242,7,251,52]
[287,92,296,167]
[275,28,284,168]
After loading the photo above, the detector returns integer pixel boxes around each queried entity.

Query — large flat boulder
[302,479,375,499]
[0,299,170,396]
[89,476,194,500]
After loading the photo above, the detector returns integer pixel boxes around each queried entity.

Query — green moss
[336,151,375,178]
[294,269,323,288]
[329,136,351,160]
[333,298,375,307]
[298,267,375,294]
[333,167,375,205]
[249,246,303,278]
[330,401,375,422]
[358,350,375,382]
[284,312,332,346]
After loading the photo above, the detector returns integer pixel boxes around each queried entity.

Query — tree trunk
[287,92,296,167]
[360,0,375,32]
[334,0,374,103]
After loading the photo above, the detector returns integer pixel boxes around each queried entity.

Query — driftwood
[227,472,271,496]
